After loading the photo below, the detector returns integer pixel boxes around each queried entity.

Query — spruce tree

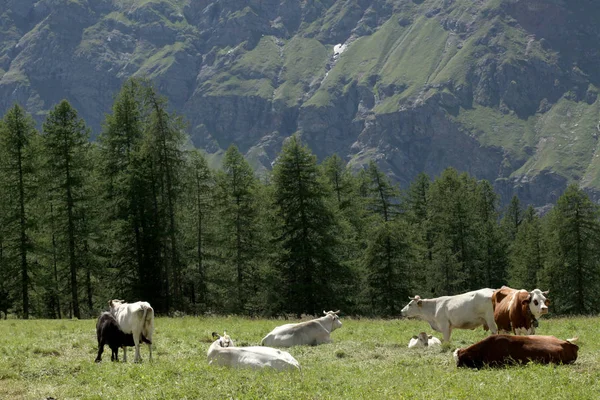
[181,149,214,311]
[509,206,544,290]
[272,136,344,316]
[214,145,261,313]
[543,185,600,314]
[42,100,90,319]
[0,105,37,318]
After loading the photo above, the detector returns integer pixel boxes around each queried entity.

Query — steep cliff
[1,0,599,206]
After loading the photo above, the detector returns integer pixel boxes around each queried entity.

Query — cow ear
[522,295,531,305]
[412,335,418,339]
[428,335,433,339]
[417,300,422,306]
[545,299,550,305]
[211,332,220,339]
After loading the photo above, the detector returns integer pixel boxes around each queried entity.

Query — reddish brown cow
[492,286,549,335]
[454,335,578,368]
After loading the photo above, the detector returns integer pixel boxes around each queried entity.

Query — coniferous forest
[1,79,600,320]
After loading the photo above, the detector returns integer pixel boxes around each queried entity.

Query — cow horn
[542,290,549,295]
[334,310,340,314]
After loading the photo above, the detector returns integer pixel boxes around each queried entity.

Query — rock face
[1,0,600,206]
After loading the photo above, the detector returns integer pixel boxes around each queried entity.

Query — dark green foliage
[271,136,346,316]
[363,220,413,316]
[42,100,90,319]
[214,145,263,314]
[509,206,545,290]
[0,104,37,318]
[542,185,600,314]
[181,149,214,313]
[6,87,600,318]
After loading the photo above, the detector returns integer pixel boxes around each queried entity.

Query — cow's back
[262,320,327,347]
[492,287,516,332]
[455,335,579,368]
[443,288,495,329]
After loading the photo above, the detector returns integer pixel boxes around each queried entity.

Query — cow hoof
[94,359,101,363]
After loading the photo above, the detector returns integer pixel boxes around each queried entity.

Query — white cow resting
[400,289,498,343]
[207,332,300,371]
[261,310,342,347]
[408,332,442,348]
[109,299,154,362]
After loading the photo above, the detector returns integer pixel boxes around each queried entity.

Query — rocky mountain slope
[1,0,599,206]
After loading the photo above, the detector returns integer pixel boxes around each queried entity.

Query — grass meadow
[1,315,600,399]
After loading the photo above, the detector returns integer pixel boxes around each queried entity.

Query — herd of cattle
[95,286,579,371]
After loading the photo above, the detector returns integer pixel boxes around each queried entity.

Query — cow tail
[142,305,154,344]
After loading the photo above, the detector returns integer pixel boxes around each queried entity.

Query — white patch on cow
[109,299,154,363]
[208,331,300,371]
[261,310,342,347]
[453,348,460,365]
[400,290,497,342]
[528,289,549,318]
[408,332,441,348]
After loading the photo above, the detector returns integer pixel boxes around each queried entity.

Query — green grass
[1,316,600,399]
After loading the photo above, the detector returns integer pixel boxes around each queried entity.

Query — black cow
[95,312,150,362]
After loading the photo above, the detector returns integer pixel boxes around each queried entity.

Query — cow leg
[148,343,152,362]
[112,347,119,362]
[95,342,105,363]
[123,346,127,362]
[484,313,498,335]
[133,333,141,363]
[440,323,452,342]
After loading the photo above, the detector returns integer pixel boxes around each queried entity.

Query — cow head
[212,331,234,348]
[528,289,549,318]
[400,296,422,318]
[417,332,430,346]
[108,299,126,311]
[323,310,342,331]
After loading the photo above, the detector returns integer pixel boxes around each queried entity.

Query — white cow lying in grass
[207,332,300,371]
[408,332,442,348]
[109,299,154,363]
[261,310,342,347]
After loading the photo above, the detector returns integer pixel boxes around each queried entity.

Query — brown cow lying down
[454,334,578,368]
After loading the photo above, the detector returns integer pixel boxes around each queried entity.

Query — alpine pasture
[2,316,600,399]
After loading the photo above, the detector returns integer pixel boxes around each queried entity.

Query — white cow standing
[400,289,498,343]
[408,332,442,348]
[261,310,342,347]
[208,331,300,371]
[109,299,154,363]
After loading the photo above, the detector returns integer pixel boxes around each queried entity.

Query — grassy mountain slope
[0,0,599,206]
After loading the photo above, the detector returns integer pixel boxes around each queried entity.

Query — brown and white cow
[454,334,578,368]
[492,286,549,335]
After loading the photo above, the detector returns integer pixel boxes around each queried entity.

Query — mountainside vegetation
[2,80,600,318]
[1,0,600,206]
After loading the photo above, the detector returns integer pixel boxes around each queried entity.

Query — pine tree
[98,78,150,302]
[42,100,90,319]
[181,149,214,312]
[272,136,344,316]
[509,206,544,290]
[141,85,186,312]
[214,145,261,313]
[543,185,600,314]
[427,168,478,295]
[0,105,37,318]
[475,180,507,288]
